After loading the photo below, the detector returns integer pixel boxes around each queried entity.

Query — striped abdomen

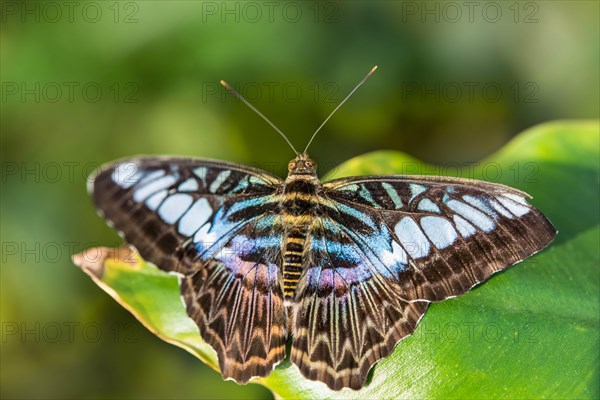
[282,227,308,298]
[280,172,320,300]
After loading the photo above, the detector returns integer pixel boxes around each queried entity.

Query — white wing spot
[111,162,143,188]
[497,195,530,217]
[382,182,403,209]
[133,174,177,201]
[138,170,165,185]
[503,193,528,205]
[489,198,513,218]
[409,184,427,203]
[418,198,440,213]
[194,223,216,248]
[453,215,477,237]
[209,170,231,193]
[463,195,497,217]
[193,167,207,184]
[421,216,458,249]
[231,178,250,193]
[178,198,213,236]
[395,217,430,259]
[249,176,265,185]
[178,178,199,192]
[447,199,495,232]
[145,189,168,211]
[158,193,193,224]
[341,184,359,192]
[381,240,408,266]
[359,185,376,204]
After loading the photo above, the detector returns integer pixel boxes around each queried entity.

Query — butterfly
[89,67,556,390]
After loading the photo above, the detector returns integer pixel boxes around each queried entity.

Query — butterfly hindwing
[182,217,287,383]
[291,217,429,390]
[323,175,557,301]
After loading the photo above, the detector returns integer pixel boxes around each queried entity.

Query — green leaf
[74,121,599,399]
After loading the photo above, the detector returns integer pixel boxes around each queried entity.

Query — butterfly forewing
[90,157,282,274]
[323,175,557,301]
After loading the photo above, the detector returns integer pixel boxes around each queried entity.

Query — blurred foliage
[1,1,599,399]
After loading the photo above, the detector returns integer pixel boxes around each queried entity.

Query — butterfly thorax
[280,155,320,300]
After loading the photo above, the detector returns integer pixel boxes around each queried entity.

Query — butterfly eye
[306,160,316,169]
[288,161,297,171]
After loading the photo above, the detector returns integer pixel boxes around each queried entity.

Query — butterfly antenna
[220,80,300,156]
[303,65,378,155]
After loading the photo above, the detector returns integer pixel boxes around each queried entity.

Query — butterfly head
[288,154,318,176]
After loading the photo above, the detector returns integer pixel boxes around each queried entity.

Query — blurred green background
[1,1,598,399]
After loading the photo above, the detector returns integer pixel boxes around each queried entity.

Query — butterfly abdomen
[282,228,308,298]
[280,171,320,299]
